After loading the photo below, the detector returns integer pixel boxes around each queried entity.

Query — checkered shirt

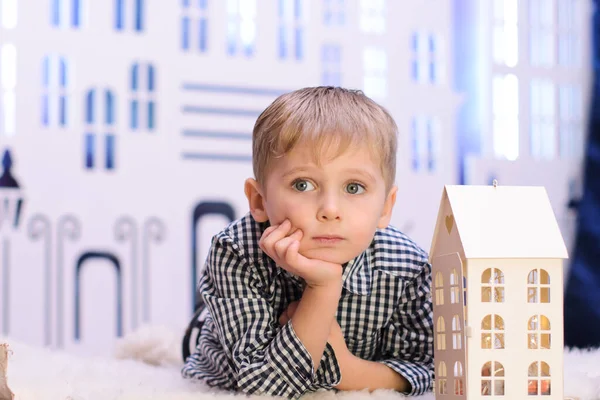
[182,212,434,399]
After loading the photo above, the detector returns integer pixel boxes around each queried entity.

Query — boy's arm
[199,234,342,399]
[330,261,434,395]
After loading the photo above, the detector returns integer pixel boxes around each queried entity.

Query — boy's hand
[260,219,342,288]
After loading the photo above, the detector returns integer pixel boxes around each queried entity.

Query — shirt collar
[341,248,372,295]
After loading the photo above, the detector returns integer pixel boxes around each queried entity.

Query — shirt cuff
[379,359,433,396]
[265,320,315,396]
[315,342,342,387]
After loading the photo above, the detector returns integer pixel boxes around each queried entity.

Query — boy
[182,87,434,399]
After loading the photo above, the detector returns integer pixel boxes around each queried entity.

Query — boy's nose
[317,194,341,222]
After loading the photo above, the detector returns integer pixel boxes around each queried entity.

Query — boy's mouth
[312,235,344,244]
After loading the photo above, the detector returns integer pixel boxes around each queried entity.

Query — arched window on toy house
[528,361,551,396]
[437,361,447,395]
[115,0,143,31]
[42,55,69,128]
[454,361,464,395]
[436,316,446,351]
[84,88,116,170]
[51,0,83,28]
[481,361,505,396]
[450,269,460,304]
[481,268,505,302]
[434,271,444,305]
[182,0,208,52]
[527,268,550,303]
[130,63,156,131]
[452,315,462,350]
[481,314,504,349]
[528,314,551,349]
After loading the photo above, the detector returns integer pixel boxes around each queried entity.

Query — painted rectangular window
[411,117,424,171]
[529,0,554,67]
[130,63,156,131]
[322,44,341,86]
[227,0,256,56]
[559,84,582,158]
[2,0,18,29]
[492,74,519,160]
[51,0,83,28]
[115,0,143,32]
[41,55,69,128]
[1,45,17,136]
[363,47,387,99]
[360,0,385,34]
[411,32,444,84]
[427,117,441,171]
[105,134,116,169]
[279,0,303,60]
[530,80,556,159]
[135,0,143,31]
[493,0,519,67]
[324,0,344,26]
[558,0,578,66]
[115,0,124,30]
[85,133,95,168]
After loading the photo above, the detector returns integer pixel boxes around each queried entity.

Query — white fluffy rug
[1,326,600,400]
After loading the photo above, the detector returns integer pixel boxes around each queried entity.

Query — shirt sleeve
[377,260,434,396]
[199,232,341,398]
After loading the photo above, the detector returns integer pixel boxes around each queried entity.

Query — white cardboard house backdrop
[0,0,590,356]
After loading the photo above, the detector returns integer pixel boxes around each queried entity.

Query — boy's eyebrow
[343,168,378,182]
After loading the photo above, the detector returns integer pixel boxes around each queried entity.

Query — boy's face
[245,142,397,265]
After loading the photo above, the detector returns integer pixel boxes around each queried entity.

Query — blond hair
[252,86,398,190]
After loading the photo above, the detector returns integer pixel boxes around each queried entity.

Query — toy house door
[432,252,467,399]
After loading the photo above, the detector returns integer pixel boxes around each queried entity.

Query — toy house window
[115,0,144,32]
[130,63,156,131]
[481,361,505,396]
[181,0,208,52]
[450,269,460,304]
[226,0,256,57]
[481,314,505,349]
[452,315,462,350]
[278,0,303,60]
[434,272,444,305]
[437,361,447,395]
[527,268,550,303]
[84,89,116,170]
[323,0,344,26]
[528,361,551,396]
[481,268,505,302]
[1,44,17,136]
[454,362,464,395]
[528,315,551,349]
[436,316,446,351]
[41,55,69,128]
[51,0,83,28]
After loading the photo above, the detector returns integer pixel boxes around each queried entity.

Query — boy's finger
[260,220,291,251]
[274,236,295,261]
[284,240,300,270]
[289,229,303,241]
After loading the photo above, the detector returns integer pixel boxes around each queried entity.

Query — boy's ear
[244,178,269,222]
[377,185,398,229]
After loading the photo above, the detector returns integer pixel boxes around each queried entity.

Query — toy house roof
[430,185,569,260]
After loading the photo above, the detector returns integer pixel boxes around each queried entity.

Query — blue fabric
[564,0,600,349]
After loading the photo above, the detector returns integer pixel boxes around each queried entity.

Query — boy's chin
[300,248,358,266]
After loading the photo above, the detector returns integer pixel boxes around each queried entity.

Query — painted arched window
[130,62,155,131]
[452,315,462,350]
[42,55,69,127]
[437,361,447,395]
[84,88,116,170]
[450,268,460,304]
[454,361,464,395]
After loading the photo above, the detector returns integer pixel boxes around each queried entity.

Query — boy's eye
[346,183,365,195]
[293,180,315,192]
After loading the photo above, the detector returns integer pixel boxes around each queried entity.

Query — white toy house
[429,183,569,399]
